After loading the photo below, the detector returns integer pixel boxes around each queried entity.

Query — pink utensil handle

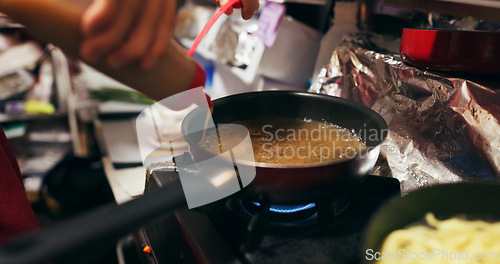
[187,0,242,56]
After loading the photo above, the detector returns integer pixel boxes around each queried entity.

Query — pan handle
[0,163,187,264]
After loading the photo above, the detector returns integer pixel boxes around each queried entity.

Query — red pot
[400,28,500,74]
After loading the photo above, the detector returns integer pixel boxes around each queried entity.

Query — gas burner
[239,200,318,225]
[134,171,401,264]
[222,189,366,252]
[251,202,317,214]
[227,196,354,228]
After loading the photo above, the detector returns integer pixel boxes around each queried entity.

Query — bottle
[0,0,198,102]
[312,1,359,78]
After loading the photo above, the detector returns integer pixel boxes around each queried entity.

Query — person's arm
[0,0,195,101]
[0,0,260,101]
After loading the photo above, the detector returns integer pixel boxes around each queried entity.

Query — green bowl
[362,182,500,263]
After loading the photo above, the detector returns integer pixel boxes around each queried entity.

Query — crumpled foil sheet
[210,16,260,68]
[309,33,500,195]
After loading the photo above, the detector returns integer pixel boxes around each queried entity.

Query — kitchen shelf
[385,0,500,22]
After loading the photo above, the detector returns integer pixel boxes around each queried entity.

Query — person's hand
[80,0,177,70]
[215,0,259,20]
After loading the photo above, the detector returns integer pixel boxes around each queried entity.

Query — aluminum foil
[210,15,260,68]
[309,33,500,194]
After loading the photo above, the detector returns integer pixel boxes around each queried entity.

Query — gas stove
[126,162,400,264]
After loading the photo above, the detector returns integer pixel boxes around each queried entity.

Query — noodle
[375,213,500,264]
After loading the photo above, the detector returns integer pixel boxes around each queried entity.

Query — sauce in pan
[199,117,367,164]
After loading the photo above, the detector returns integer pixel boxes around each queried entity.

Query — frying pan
[362,182,500,264]
[182,91,388,204]
[400,28,500,74]
[0,91,387,264]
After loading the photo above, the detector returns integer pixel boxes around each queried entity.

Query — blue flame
[252,202,316,214]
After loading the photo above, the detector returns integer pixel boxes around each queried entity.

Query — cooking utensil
[183,91,388,204]
[400,28,500,74]
[363,182,500,264]
[187,0,242,56]
[0,91,387,263]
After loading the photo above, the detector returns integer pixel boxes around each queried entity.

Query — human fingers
[214,0,259,19]
[140,0,177,70]
[80,0,142,63]
[104,0,166,68]
[214,0,234,16]
[239,0,259,20]
[225,6,234,16]
[81,0,118,36]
